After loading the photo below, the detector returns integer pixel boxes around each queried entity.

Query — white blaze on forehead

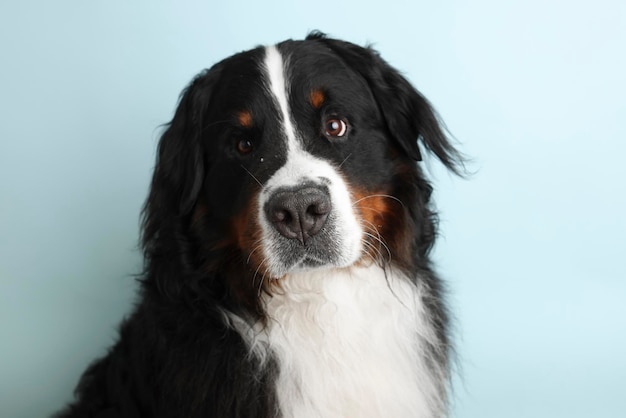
[262,45,298,150]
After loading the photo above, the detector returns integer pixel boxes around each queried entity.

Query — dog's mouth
[290,247,344,272]
[298,255,327,268]
[262,221,358,277]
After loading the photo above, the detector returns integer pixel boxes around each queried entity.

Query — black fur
[56,33,463,418]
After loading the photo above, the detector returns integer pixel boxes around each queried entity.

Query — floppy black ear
[310,34,464,174]
[142,68,221,255]
[148,69,219,216]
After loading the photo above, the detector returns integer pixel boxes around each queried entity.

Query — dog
[56,32,463,418]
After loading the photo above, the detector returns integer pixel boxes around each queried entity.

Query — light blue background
[1,1,624,417]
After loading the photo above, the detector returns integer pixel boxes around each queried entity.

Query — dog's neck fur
[230,264,446,418]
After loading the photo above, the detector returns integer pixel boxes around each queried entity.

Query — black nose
[265,185,331,244]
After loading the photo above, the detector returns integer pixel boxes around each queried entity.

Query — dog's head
[142,32,463,306]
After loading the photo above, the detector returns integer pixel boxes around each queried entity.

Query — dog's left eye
[236,138,254,155]
[324,118,348,138]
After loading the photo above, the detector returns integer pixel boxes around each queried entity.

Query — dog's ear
[310,34,464,174]
[142,68,221,257]
[148,69,220,217]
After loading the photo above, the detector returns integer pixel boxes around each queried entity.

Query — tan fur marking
[351,188,411,268]
[309,89,325,109]
[230,193,280,292]
[237,110,253,128]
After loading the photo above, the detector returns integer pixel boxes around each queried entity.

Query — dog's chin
[266,245,363,279]
[292,255,347,274]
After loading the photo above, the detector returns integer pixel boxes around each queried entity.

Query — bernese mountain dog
[56,32,463,418]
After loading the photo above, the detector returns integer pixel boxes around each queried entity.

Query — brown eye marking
[309,89,325,109]
[237,110,253,128]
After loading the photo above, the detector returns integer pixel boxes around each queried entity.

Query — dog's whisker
[352,194,405,208]
[360,219,392,263]
[363,231,392,263]
[246,241,264,265]
[240,164,263,187]
[361,239,385,266]
[338,153,353,168]
[255,259,269,297]
[359,205,385,217]
[361,218,383,239]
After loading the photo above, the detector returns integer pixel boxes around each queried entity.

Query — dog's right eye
[236,138,254,155]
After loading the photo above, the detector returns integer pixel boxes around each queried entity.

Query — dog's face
[143,33,461,298]
[210,43,405,279]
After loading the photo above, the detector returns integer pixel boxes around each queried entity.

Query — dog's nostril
[273,209,291,223]
[307,199,331,217]
[266,186,331,244]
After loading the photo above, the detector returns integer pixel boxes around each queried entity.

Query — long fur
[56,32,463,418]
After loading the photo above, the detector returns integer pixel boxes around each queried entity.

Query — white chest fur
[256,265,445,418]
